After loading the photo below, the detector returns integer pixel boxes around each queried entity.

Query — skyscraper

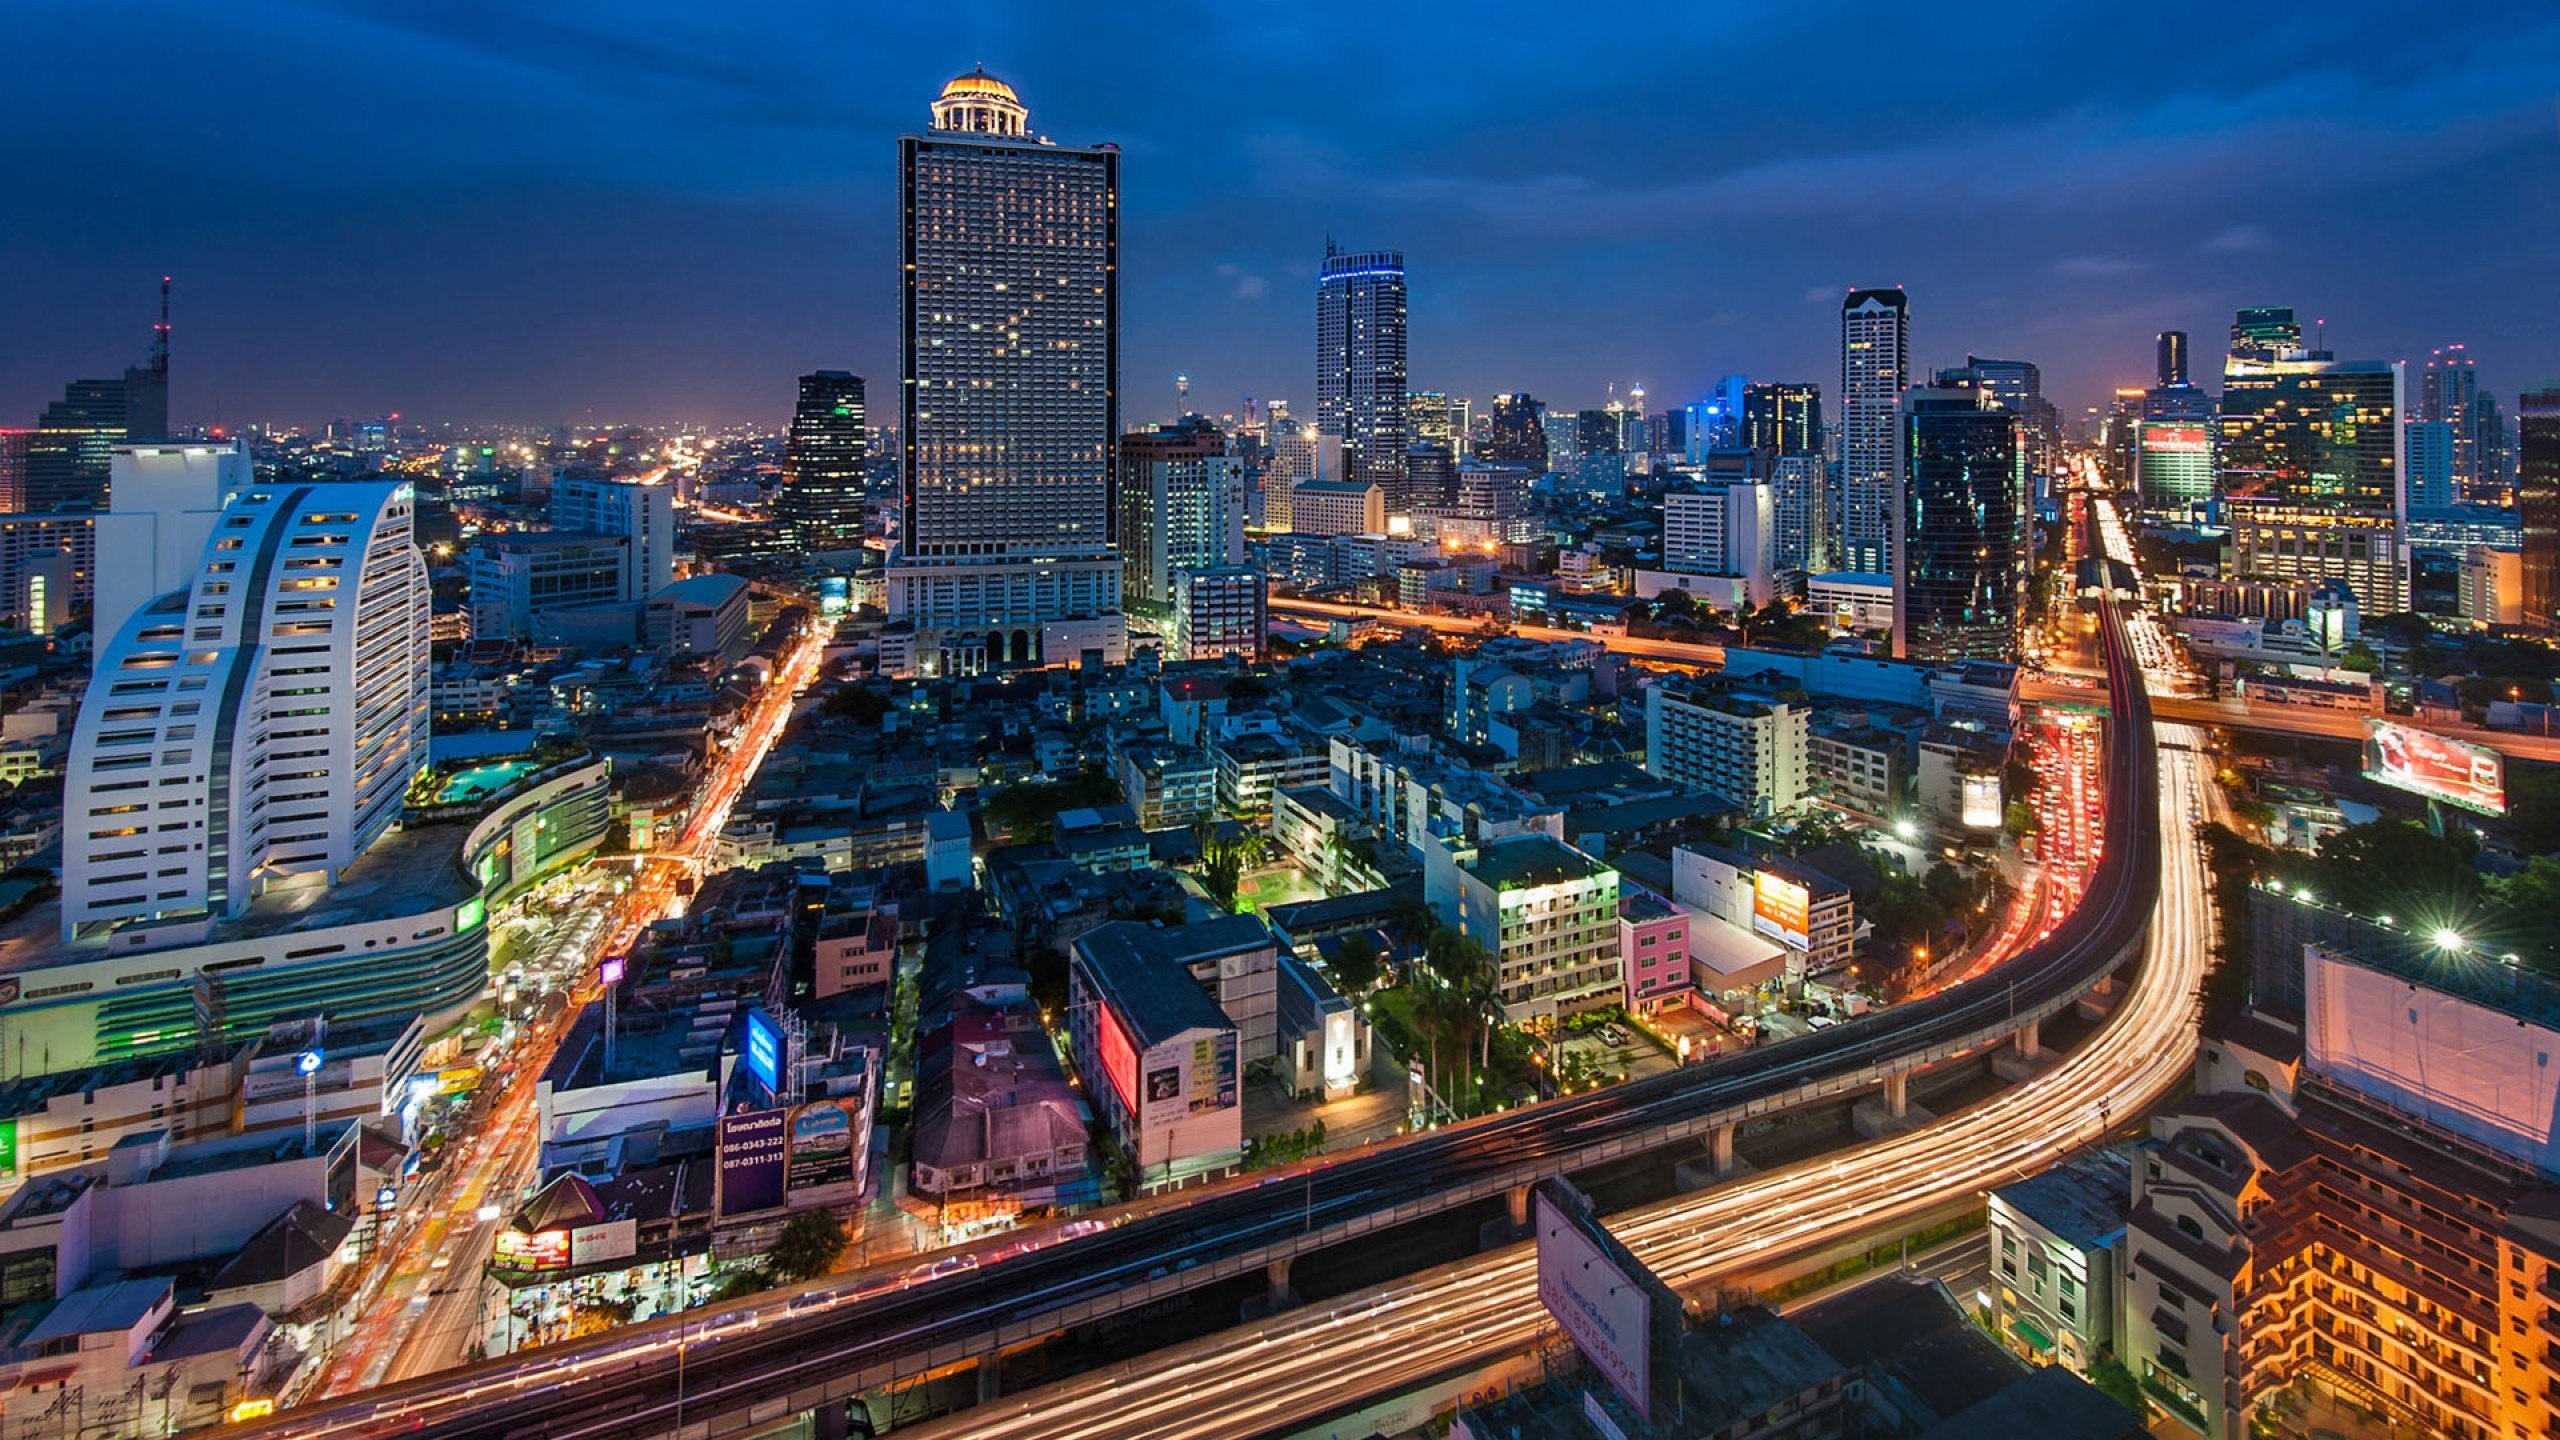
[1956,355,2060,483]
[2519,388,2560,633]
[1839,287,1909,574]
[24,285,169,514]
[1684,375,1748,459]
[1481,394,1547,467]
[1770,454,1829,574]
[1408,391,1455,459]
[2405,420,2456,510]
[890,68,1122,667]
[2420,344,2481,500]
[1895,378,2024,662]
[2156,330,2190,387]
[1742,382,1823,457]
[2228,306,2303,364]
[64,478,428,938]
[1316,245,1410,504]
[776,370,866,551]
[2219,311,2407,614]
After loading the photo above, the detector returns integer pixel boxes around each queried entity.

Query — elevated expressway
[227,545,2173,1440]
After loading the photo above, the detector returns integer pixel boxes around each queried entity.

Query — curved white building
[64,480,429,939]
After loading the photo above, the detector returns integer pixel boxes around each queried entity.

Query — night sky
[5,2,2556,432]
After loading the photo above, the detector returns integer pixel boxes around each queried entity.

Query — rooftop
[1995,1152,2132,1248]
[1073,919,1262,1049]
[1466,833,1615,891]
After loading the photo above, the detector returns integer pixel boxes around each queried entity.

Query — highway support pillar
[1710,1122,1737,1177]
[815,1402,844,1440]
[1507,1183,1531,1230]
[976,1358,1002,1404]
[1266,1256,1295,1312]
[2012,1018,2042,1059]
[1883,1070,1909,1120]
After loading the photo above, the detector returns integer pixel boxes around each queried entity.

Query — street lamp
[2432,927,2467,954]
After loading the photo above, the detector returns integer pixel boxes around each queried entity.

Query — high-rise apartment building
[65,480,429,939]
[1771,454,1830,573]
[2519,388,2560,633]
[0,430,29,514]
[1643,676,1809,818]
[1118,418,1245,610]
[889,69,1122,666]
[776,370,866,551]
[1839,287,1909,574]
[1481,394,1548,468]
[24,292,169,514]
[2420,343,2481,499]
[1896,380,2025,662]
[2405,420,2456,510]
[1316,246,1409,502]
[549,474,675,599]
[1742,382,1823,457]
[2219,315,2407,614]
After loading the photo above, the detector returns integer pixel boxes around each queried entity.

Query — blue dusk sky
[2,1,2555,430]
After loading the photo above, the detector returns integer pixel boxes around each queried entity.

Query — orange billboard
[1752,871,1810,950]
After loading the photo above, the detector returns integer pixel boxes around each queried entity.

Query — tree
[768,1209,849,1284]
[2088,1350,2144,1415]
[1654,588,1698,618]
[822,685,890,725]
[1331,932,1383,995]
[2337,641,2380,674]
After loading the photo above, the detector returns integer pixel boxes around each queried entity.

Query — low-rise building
[1427,832,1621,1020]
[1066,922,1245,1188]
[1671,842,1853,994]
[1988,1151,2129,1377]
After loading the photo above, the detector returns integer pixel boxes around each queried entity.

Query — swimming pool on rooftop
[435,758,539,804]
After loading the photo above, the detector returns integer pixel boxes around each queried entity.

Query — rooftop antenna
[1177,373,1190,410]
[152,276,170,378]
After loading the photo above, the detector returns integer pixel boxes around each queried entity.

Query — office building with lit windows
[1839,288,1909,574]
[1317,246,1411,505]
[2219,323,2407,615]
[775,370,866,551]
[2519,387,2560,634]
[1119,419,1245,611]
[886,69,1124,670]
[1896,379,2025,663]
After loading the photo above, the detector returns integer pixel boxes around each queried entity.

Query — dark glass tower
[776,371,865,551]
[2520,388,2560,633]
[1742,382,1823,457]
[1481,393,1547,467]
[1897,379,2024,662]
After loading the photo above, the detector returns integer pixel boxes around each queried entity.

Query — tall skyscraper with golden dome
[886,68,1123,673]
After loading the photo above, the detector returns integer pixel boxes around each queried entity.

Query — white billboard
[1535,1189,1654,1421]
[1961,773,2002,830]
[2306,945,2560,1173]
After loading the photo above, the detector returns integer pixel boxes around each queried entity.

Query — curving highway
[222,516,2171,1440]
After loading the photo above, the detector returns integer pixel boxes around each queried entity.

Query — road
[1268,596,1727,666]
[308,615,832,1394]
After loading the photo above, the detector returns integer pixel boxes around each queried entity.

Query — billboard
[1096,1002,1140,1111]
[717,1109,788,1216]
[1751,870,1810,950]
[1189,1032,1239,1113]
[1535,1188,1657,1422]
[1961,772,2003,830]
[2364,718,2505,816]
[570,1218,638,1267]
[2142,422,2210,452]
[0,1118,18,1181]
[743,1009,785,1096]
[785,1101,856,1196]
[493,1226,571,1273]
[2306,946,2560,1173]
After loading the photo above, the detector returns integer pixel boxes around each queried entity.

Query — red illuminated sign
[2143,423,2209,453]
[1096,1001,1139,1111]
[2364,719,2505,816]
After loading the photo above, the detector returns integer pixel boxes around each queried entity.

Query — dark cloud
[2,1,2554,429]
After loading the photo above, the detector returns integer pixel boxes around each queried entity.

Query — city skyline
[5,4,2557,430]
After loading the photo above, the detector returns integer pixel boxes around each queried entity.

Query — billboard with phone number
[2364,719,2505,816]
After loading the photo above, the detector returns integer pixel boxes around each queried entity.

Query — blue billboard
[743,1009,784,1096]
